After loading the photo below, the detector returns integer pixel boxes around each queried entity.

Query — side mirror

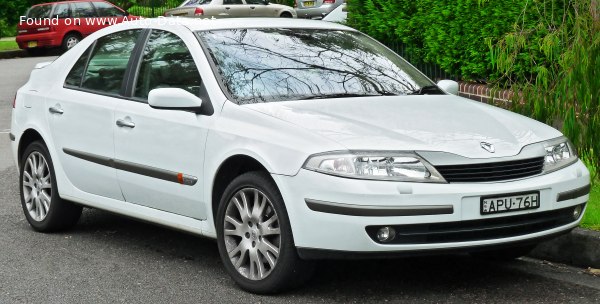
[437,80,459,95]
[263,0,270,4]
[148,88,203,112]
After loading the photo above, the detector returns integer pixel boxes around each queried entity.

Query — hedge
[346,0,546,82]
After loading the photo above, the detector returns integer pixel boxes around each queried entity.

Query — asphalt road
[1,56,599,303]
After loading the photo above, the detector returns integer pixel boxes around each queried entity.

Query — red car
[17,0,138,55]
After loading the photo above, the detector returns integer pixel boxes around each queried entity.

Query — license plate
[303,1,315,7]
[481,192,540,215]
[27,41,38,48]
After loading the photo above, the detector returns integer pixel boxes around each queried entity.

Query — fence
[384,40,457,82]
[125,0,180,18]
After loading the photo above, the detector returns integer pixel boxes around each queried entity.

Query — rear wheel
[61,33,81,52]
[469,244,537,261]
[216,171,314,294]
[280,12,293,18]
[20,141,82,232]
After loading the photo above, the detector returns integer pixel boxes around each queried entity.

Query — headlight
[543,137,578,173]
[302,151,446,183]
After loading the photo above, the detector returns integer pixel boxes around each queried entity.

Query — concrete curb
[529,228,600,268]
[0,50,28,60]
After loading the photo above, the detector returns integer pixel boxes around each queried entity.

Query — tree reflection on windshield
[198,28,439,104]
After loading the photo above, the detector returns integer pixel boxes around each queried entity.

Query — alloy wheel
[22,151,52,222]
[223,188,281,281]
[66,37,79,49]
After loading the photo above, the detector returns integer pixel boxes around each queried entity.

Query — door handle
[116,118,135,128]
[250,6,255,9]
[225,7,231,9]
[49,105,64,115]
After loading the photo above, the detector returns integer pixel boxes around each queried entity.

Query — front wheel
[280,12,293,18]
[20,141,82,232]
[216,171,314,294]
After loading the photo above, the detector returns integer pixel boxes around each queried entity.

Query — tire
[469,244,538,261]
[19,141,82,232]
[280,12,293,18]
[61,33,81,52]
[216,171,314,294]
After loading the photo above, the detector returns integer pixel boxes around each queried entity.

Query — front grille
[435,157,545,183]
[366,204,583,245]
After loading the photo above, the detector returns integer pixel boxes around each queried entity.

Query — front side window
[52,3,70,19]
[93,1,126,17]
[71,2,96,18]
[81,30,141,95]
[198,28,439,104]
[134,30,201,100]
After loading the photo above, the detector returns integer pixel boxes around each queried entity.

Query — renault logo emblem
[481,142,495,153]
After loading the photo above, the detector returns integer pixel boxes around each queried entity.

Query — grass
[0,40,19,51]
[581,183,600,230]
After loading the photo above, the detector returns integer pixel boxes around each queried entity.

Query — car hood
[243,95,562,159]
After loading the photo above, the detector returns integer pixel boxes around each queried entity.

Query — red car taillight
[324,0,335,3]
[294,0,298,8]
[12,95,17,108]
[194,7,204,16]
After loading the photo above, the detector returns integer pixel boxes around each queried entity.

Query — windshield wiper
[408,85,445,95]
[301,92,398,100]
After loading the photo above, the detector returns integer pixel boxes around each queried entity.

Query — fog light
[377,226,396,242]
[573,205,583,219]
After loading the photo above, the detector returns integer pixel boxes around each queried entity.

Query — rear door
[244,0,269,17]
[220,0,246,17]
[47,29,143,200]
[70,1,99,37]
[91,1,128,29]
[113,29,210,219]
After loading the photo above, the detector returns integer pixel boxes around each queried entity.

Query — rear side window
[93,1,127,17]
[79,30,141,95]
[71,2,96,18]
[134,30,201,100]
[65,45,93,87]
[27,5,53,19]
[52,3,71,19]
[223,0,243,4]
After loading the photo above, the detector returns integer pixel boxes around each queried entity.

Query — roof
[123,17,356,32]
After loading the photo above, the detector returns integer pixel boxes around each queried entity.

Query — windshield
[197,28,441,104]
[27,5,53,19]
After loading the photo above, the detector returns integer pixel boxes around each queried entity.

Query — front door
[113,29,209,219]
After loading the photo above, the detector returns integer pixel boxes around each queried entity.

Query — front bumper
[272,160,590,254]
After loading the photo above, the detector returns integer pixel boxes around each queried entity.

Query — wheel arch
[211,154,272,222]
[18,128,46,165]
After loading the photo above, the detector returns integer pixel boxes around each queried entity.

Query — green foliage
[347,0,544,81]
[492,0,600,181]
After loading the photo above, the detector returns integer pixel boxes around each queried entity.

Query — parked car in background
[295,0,344,19]
[164,0,296,18]
[322,2,346,23]
[17,0,137,55]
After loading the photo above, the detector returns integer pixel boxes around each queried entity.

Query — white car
[10,18,590,294]
[164,0,296,18]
